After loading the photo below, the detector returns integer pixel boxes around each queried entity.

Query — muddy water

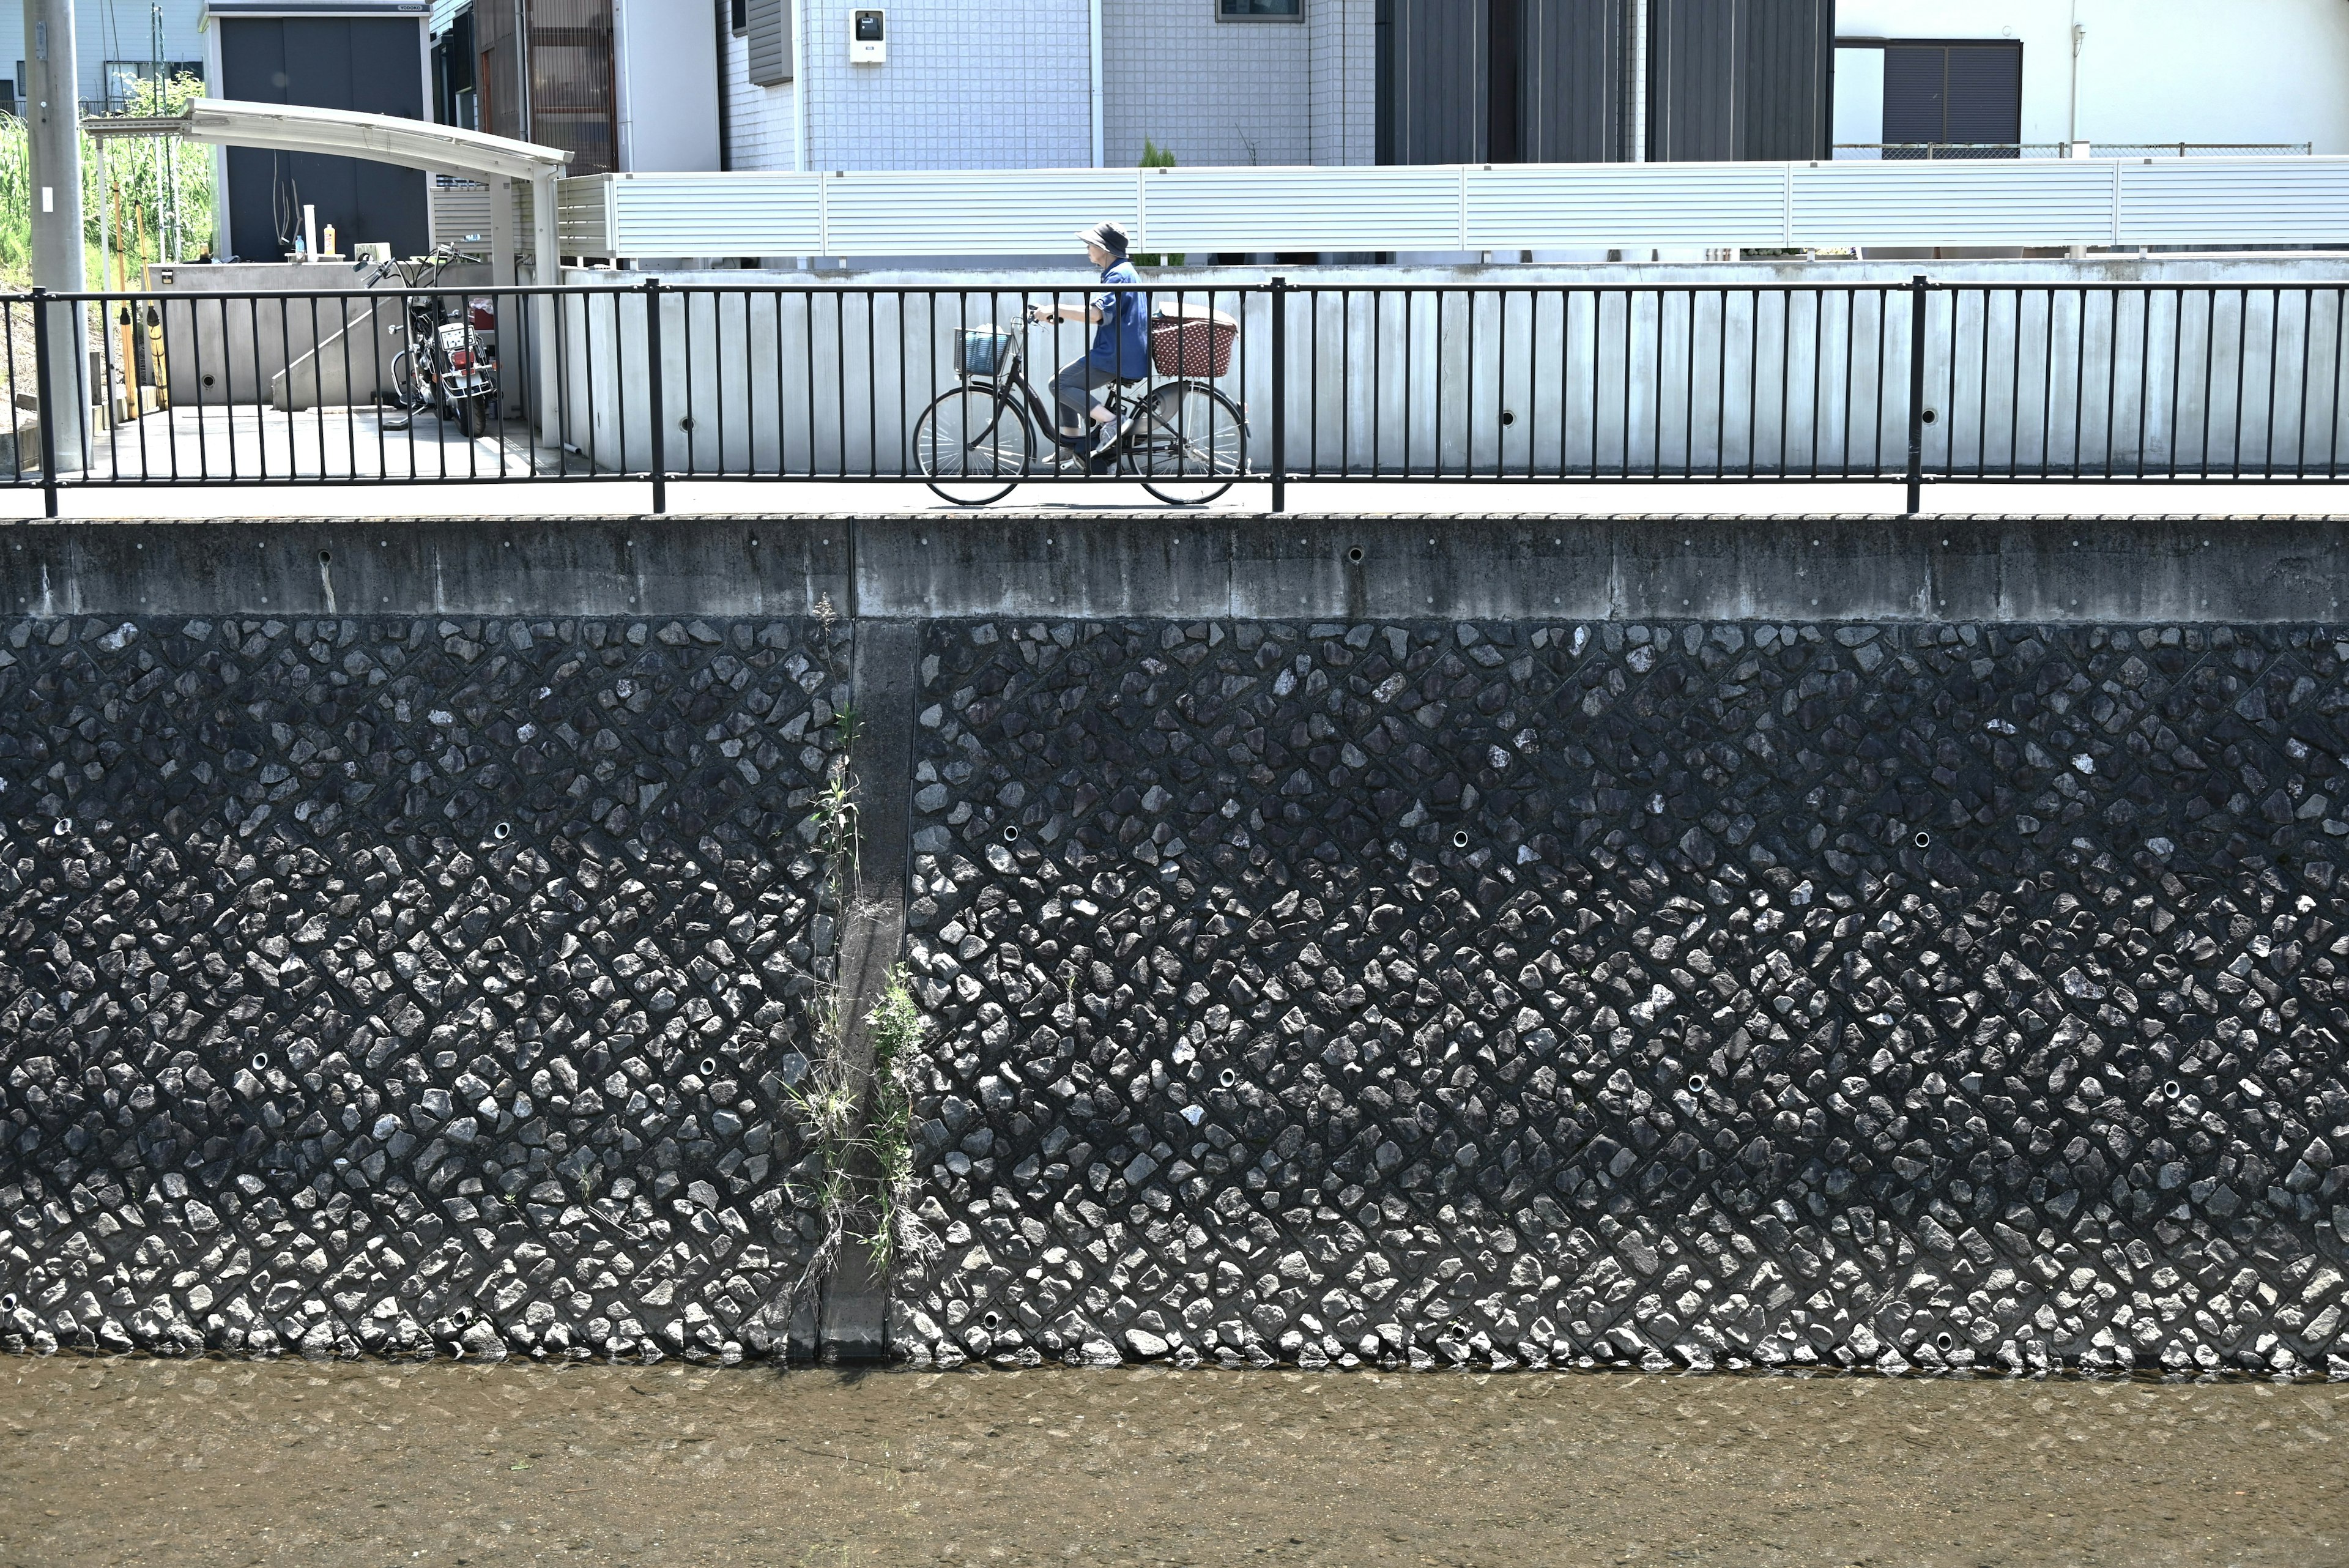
[1,1357,2345,1567]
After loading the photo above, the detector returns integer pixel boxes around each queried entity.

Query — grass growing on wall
[0,73,215,290]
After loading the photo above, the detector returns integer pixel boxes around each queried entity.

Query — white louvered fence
[551,157,2349,259]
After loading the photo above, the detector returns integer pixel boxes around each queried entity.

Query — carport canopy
[110,97,573,440]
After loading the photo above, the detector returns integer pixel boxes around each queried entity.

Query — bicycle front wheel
[1132,382,1247,505]
[913,385,1031,506]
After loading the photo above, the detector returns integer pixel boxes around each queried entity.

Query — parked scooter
[365,243,496,437]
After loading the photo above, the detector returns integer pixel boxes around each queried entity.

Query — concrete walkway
[2,472,2347,521]
[19,403,551,488]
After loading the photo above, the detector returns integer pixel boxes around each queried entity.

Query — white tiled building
[718,0,1372,174]
[0,0,207,114]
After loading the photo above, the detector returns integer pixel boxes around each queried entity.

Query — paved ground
[2,465,2347,521]
[1,1356,2342,1567]
[53,404,549,483]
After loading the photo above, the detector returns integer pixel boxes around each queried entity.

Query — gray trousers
[1050,355,1127,437]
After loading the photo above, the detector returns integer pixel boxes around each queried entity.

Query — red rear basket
[1149,305,1239,378]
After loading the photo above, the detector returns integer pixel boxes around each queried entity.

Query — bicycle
[911,302,1249,507]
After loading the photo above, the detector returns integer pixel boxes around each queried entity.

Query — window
[1882,42,2022,154]
[744,0,792,83]
[730,0,746,34]
[1219,0,1302,18]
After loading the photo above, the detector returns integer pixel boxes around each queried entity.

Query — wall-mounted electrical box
[850,9,885,63]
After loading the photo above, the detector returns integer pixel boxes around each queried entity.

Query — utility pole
[25,0,86,472]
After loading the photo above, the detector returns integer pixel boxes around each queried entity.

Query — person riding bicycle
[1028,221,1148,467]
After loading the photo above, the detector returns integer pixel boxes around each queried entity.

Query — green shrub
[0,72,215,289]
[1134,140,1183,269]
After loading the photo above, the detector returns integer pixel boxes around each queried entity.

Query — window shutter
[747,0,791,84]
[1944,45,2022,145]
[1880,46,1948,145]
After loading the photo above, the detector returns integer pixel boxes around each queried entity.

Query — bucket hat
[1076,221,1130,258]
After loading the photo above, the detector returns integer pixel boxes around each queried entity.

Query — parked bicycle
[911,300,1249,506]
[366,243,497,439]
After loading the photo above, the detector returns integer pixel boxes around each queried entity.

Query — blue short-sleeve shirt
[1088,259,1148,378]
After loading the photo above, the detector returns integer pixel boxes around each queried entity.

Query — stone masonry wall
[0,615,847,1362]
[897,619,2349,1376]
[10,598,2349,1377]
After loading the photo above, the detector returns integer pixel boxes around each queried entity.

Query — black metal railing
[1,273,2343,516]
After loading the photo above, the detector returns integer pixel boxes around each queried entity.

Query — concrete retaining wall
[4,513,2349,1374]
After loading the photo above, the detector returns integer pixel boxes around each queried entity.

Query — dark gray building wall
[1648,0,1835,163]
[1379,0,1830,169]
[1521,0,1639,164]
[219,17,431,261]
[1378,0,1489,166]
[1380,0,1636,167]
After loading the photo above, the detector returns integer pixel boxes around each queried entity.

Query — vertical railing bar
[2039,289,2057,479]
[1655,286,1668,481]
[1905,276,1929,515]
[2329,286,2345,482]
[98,291,121,484]
[462,288,481,483]
[1552,285,1567,480]
[685,289,702,483]
[2230,287,2249,480]
[2295,285,2314,478]
[2069,285,2088,478]
[1776,289,1792,478]
[1836,288,1854,476]
[246,289,271,483]
[1270,275,1288,511]
[1745,288,1761,480]
[31,289,58,516]
[1684,292,1699,477]
[4,294,21,485]
[487,289,505,480]
[2167,289,2186,480]
[2134,288,2153,481]
[1315,282,1334,479]
[1341,286,1353,481]
[2263,286,2282,480]
[1597,291,1609,478]
[1806,287,1822,478]
[1716,289,1730,480]
[1975,289,1991,478]
[1619,289,1635,481]
[901,288,916,484]
[777,288,792,480]
[645,277,667,513]
[2007,289,2023,480]
[2199,290,2218,477]
[2101,288,2120,480]
[1943,286,1959,482]
[338,294,359,483]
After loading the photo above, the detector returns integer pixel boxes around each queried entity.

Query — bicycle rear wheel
[913,385,1031,505]
[1132,382,1247,505]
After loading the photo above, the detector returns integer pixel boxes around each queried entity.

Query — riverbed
[2,1356,2343,1566]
